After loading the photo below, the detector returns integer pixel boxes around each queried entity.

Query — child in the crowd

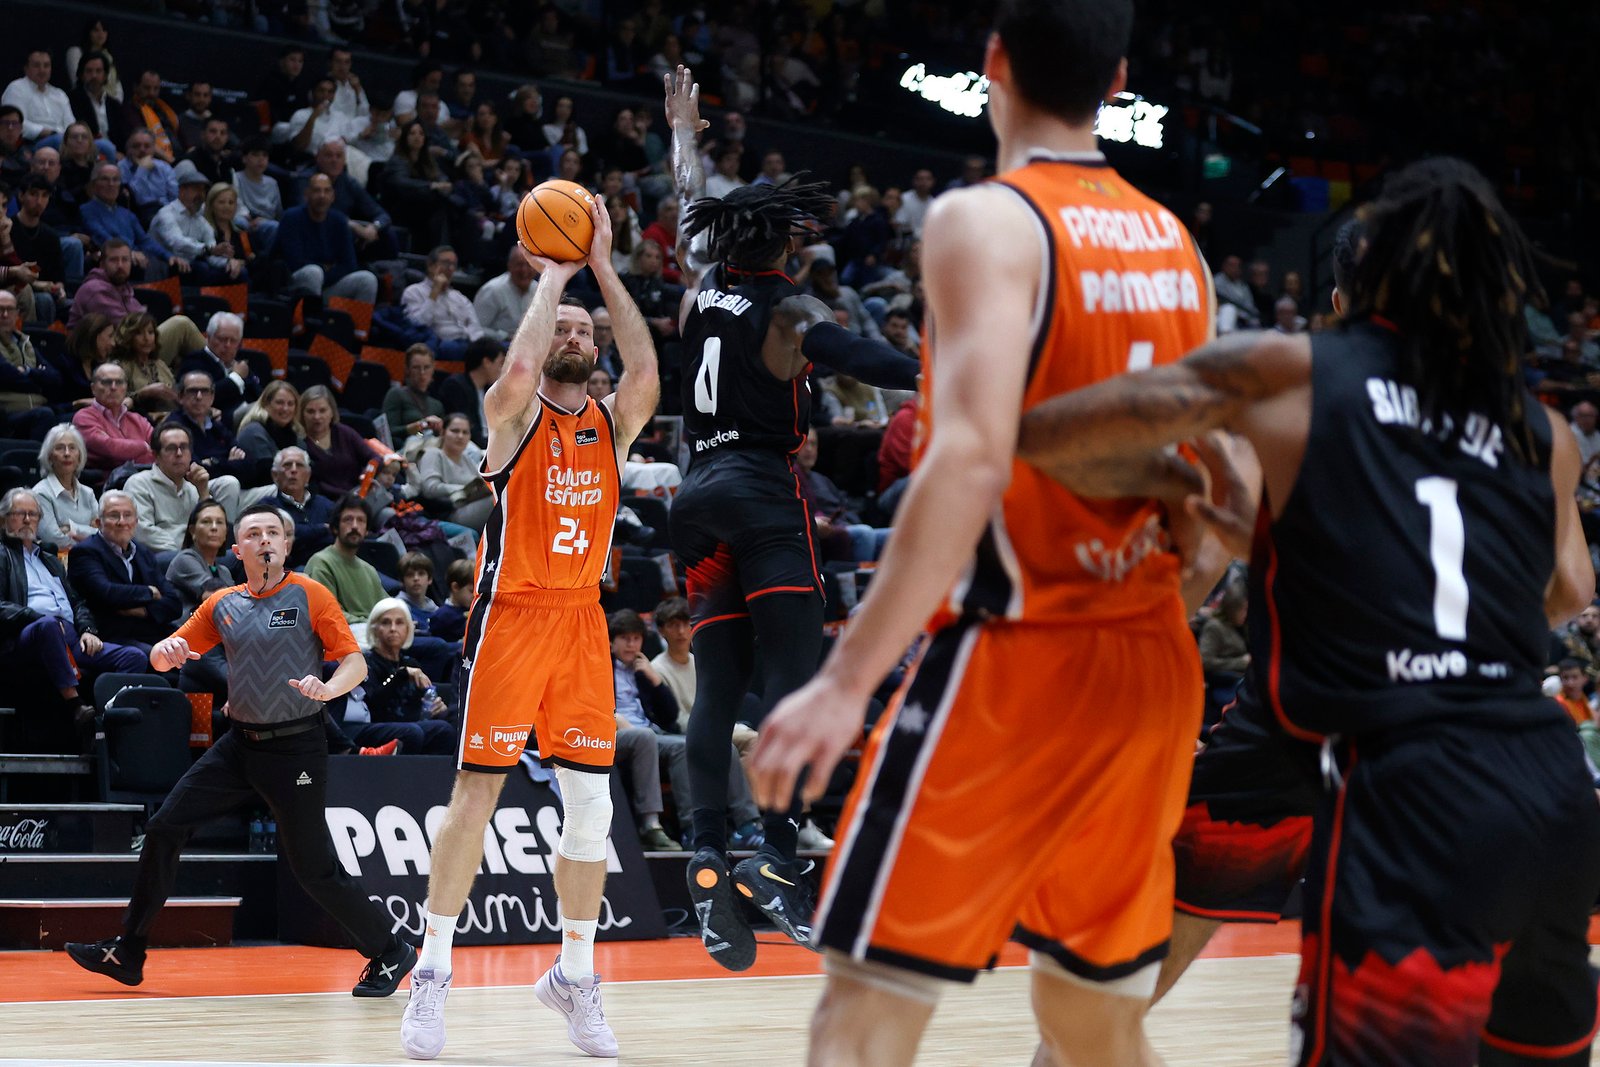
[428,558,475,642]
[397,552,437,633]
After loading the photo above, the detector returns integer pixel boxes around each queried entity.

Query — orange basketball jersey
[923,153,1214,625]
[477,394,622,594]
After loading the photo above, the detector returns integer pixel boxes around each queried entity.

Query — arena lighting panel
[896,67,1166,149]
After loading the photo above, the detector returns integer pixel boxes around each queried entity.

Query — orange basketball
[516,179,596,262]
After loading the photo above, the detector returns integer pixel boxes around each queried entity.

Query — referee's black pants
[123,723,393,958]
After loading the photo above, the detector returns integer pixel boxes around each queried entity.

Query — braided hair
[682,174,835,272]
[1343,157,1546,463]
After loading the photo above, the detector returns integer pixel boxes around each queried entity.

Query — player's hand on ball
[586,196,614,275]
[288,675,333,701]
[529,253,583,286]
[750,674,871,808]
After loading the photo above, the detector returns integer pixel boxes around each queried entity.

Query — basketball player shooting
[661,65,924,972]
[399,198,659,1061]
[1017,158,1600,1066]
[748,2,1229,1062]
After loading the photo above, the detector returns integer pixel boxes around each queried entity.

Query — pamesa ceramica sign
[301,756,665,946]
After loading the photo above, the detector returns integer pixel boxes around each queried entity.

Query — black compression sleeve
[800,320,921,390]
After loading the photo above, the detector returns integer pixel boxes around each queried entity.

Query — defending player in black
[1018,158,1600,1066]
[663,66,920,970]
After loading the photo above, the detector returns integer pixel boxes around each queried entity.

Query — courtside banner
[286,755,665,946]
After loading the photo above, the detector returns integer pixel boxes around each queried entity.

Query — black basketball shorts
[1173,680,1322,922]
[669,451,823,630]
[1292,716,1600,1067]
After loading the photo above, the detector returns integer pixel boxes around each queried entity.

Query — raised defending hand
[150,636,199,672]
[287,674,335,701]
[664,65,708,132]
[749,674,871,809]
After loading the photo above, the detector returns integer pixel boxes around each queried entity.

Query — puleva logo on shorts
[562,727,614,751]
[574,427,599,446]
[267,608,299,629]
[489,725,532,758]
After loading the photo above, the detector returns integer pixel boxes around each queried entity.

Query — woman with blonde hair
[32,424,99,544]
[236,380,304,467]
[204,183,262,267]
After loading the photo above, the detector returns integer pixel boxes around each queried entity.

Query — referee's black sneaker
[352,938,417,997]
[65,935,145,986]
[687,846,757,971]
[733,854,819,951]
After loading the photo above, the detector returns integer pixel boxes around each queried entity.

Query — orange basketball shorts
[458,587,616,774]
[815,597,1203,990]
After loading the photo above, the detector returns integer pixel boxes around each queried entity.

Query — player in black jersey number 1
[1019,158,1600,1067]
[663,66,922,970]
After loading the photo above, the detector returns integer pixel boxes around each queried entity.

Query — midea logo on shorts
[563,727,614,750]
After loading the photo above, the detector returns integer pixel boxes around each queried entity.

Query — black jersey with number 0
[1248,321,1558,740]
[680,268,808,466]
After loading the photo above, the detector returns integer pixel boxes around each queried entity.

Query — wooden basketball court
[2,923,1596,1065]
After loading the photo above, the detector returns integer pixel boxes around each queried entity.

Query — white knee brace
[555,767,614,863]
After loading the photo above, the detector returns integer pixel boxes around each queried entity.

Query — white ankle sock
[559,912,598,982]
[418,910,458,973]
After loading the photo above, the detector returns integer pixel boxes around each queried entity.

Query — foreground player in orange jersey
[751,1,1220,1063]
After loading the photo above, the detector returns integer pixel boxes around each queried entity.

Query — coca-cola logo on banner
[0,818,49,850]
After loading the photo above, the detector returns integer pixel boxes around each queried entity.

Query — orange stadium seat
[361,345,408,382]
[201,283,249,318]
[245,336,289,375]
[326,296,374,342]
[136,275,183,314]
[308,334,357,390]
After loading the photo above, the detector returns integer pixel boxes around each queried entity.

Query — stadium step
[0,754,97,803]
[0,852,280,942]
[0,803,144,854]
[0,896,243,949]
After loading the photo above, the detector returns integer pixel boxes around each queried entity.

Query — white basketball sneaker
[400,967,452,1060]
[535,962,619,1058]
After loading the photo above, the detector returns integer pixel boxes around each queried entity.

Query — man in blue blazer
[68,490,181,651]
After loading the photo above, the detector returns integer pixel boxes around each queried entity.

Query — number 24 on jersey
[552,517,590,555]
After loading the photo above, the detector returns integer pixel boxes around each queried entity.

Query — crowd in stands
[0,16,926,840]
[4,4,1600,847]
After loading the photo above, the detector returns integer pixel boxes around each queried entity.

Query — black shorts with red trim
[1174,681,1321,922]
[669,450,822,628]
[1293,717,1600,1067]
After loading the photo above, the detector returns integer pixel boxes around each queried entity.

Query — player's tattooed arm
[665,64,709,292]
[1017,331,1309,473]
[1043,448,1202,503]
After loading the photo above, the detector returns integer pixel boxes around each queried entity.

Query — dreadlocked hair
[1344,156,1547,464]
[682,174,836,272]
